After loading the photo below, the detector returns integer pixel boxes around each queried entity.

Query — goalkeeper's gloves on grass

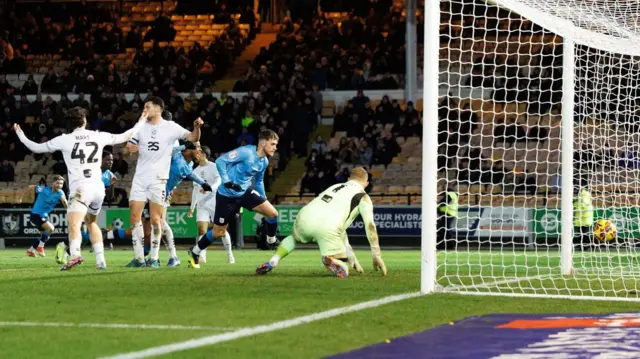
[348,254,364,274]
[371,246,387,276]
[224,182,242,191]
[201,182,212,192]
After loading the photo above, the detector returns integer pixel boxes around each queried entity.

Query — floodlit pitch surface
[0,249,638,359]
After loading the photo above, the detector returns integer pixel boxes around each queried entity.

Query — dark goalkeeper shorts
[213,187,266,226]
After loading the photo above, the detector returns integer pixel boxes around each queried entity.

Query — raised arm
[185,118,203,142]
[108,115,147,145]
[358,194,387,275]
[172,144,186,155]
[13,124,54,153]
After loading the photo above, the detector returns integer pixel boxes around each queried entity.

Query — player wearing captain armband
[256,167,386,278]
[14,106,146,270]
[158,141,211,267]
[187,146,235,264]
[20,175,67,258]
[187,130,280,269]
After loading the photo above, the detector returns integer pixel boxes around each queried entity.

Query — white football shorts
[196,203,215,223]
[130,176,167,205]
[68,183,106,216]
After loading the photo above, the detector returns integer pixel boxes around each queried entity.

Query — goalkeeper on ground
[256,167,387,278]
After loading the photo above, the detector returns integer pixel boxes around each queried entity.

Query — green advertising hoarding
[533,207,640,239]
[242,205,302,236]
[105,207,198,238]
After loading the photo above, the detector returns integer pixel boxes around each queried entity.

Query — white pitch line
[99,292,424,359]
[0,321,236,331]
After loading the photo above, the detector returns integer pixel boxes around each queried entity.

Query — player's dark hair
[200,146,211,159]
[182,141,197,150]
[66,106,86,130]
[258,129,279,142]
[146,96,165,110]
[102,151,112,158]
[162,109,172,121]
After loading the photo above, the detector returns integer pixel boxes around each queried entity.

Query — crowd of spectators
[234,0,419,93]
[0,83,322,204]
[298,90,416,196]
[0,1,255,92]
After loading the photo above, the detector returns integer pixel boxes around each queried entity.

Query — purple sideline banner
[328,313,640,359]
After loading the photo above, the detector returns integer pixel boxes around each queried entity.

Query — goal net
[433,0,640,300]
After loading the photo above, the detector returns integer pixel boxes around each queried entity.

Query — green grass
[0,248,638,359]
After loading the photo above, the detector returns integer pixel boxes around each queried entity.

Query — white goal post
[422,0,640,301]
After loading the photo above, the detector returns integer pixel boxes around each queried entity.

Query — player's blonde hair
[349,167,369,183]
[52,175,65,183]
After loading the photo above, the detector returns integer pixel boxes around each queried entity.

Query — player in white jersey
[13,106,146,270]
[125,97,203,267]
[187,146,235,264]
[256,167,387,278]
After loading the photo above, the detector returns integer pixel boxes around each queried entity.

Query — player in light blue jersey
[187,130,280,268]
[21,175,68,257]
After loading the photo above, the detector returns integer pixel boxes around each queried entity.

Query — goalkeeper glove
[371,246,387,276]
[348,254,364,274]
[224,182,242,191]
[201,182,212,192]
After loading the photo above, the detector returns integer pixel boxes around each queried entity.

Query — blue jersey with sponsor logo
[102,169,116,188]
[32,185,64,216]
[215,145,268,198]
[166,147,205,195]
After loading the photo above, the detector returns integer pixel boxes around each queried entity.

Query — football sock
[93,242,105,266]
[222,231,232,251]
[38,231,50,248]
[266,217,278,243]
[131,222,145,262]
[162,221,177,259]
[270,235,296,266]
[193,230,215,255]
[149,223,162,261]
[63,238,70,255]
[69,238,82,258]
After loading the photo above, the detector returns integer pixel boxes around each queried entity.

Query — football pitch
[0,248,638,359]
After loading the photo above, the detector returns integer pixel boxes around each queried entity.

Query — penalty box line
[0,322,237,331]
[98,292,424,359]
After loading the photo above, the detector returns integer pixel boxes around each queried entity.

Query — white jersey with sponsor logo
[132,120,190,181]
[191,161,221,210]
[45,128,136,194]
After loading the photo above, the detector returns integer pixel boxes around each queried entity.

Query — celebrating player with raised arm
[186,130,280,269]
[256,167,387,278]
[13,106,146,270]
[21,175,67,258]
[125,97,203,267]
[187,145,235,264]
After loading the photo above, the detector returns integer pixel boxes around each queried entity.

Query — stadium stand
[234,1,420,92]
[0,0,324,206]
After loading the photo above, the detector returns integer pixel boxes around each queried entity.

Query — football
[593,219,616,241]
[112,218,124,230]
